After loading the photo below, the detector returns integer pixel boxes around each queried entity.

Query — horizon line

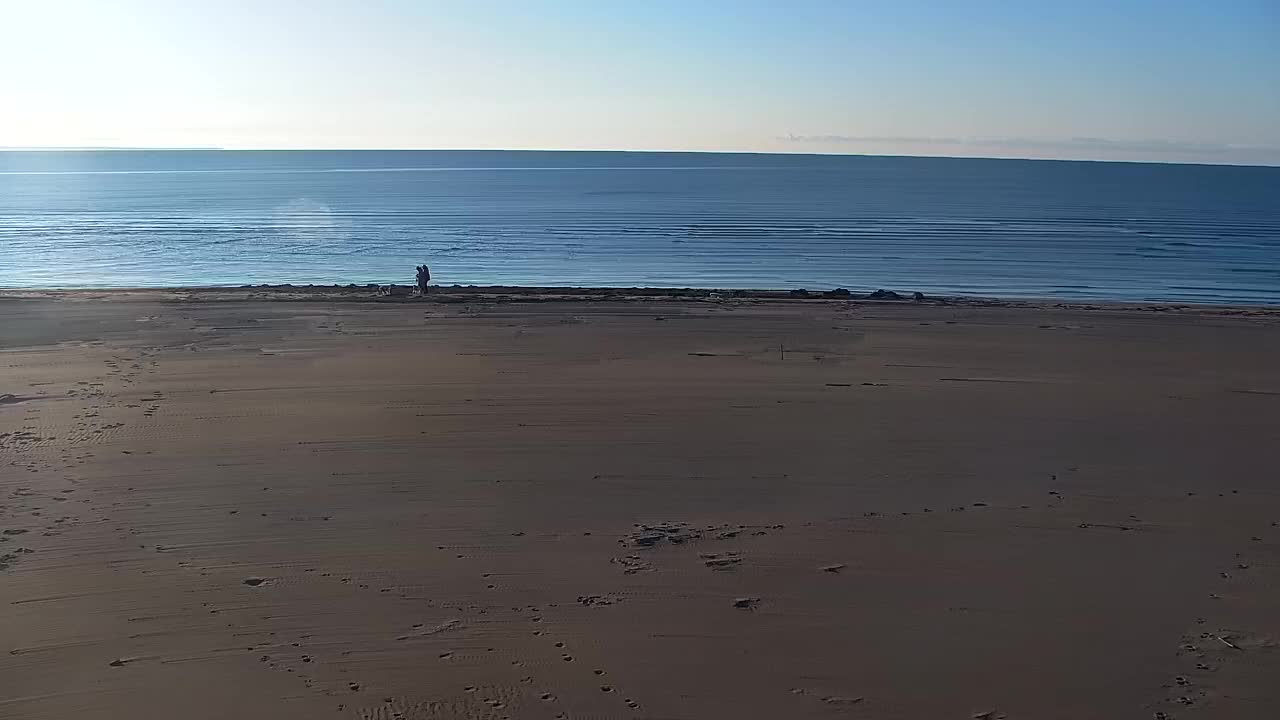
[1,146,1276,169]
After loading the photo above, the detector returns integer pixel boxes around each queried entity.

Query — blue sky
[2,0,1277,163]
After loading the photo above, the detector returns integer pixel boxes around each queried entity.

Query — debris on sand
[701,552,742,570]
[624,522,703,547]
[733,597,760,610]
[611,554,651,574]
[397,619,463,640]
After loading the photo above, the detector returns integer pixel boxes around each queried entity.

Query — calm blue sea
[1,150,1277,303]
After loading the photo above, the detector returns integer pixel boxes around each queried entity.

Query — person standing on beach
[415,264,431,295]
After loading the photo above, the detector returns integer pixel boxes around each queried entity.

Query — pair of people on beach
[415,264,430,294]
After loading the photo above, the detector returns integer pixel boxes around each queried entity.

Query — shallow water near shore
[2,150,1278,303]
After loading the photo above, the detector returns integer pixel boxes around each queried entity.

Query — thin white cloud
[779,134,1280,164]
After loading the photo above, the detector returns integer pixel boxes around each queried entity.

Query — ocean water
[1,150,1277,303]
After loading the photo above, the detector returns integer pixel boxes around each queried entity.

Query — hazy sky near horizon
[2,0,1278,164]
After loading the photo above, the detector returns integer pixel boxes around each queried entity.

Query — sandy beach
[2,289,1279,720]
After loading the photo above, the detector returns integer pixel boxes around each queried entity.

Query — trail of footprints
[7,358,1276,720]
[2,346,165,573]
[104,488,1007,717]
[235,557,650,718]
[59,458,1280,719]
[1154,510,1278,720]
[233,583,648,718]
[117,491,648,718]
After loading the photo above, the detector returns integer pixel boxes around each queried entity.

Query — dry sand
[2,290,1279,719]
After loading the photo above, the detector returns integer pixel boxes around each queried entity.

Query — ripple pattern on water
[2,150,1277,303]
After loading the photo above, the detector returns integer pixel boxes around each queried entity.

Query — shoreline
[4,284,1279,315]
